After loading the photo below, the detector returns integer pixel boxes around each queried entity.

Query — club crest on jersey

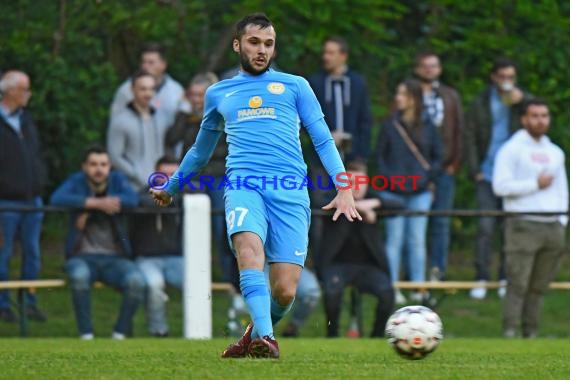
[248,96,263,108]
[267,82,285,94]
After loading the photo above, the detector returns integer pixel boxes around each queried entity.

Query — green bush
[2,0,569,212]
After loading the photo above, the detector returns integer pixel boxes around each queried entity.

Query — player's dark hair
[399,78,424,128]
[414,50,439,67]
[324,36,349,54]
[234,13,273,41]
[520,98,548,116]
[82,145,108,163]
[131,69,155,87]
[346,159,367,173]
[139,42,167,61]
[155,155,179,170]
[491,57,517,74]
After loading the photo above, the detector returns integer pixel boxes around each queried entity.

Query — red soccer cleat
[248,336,280,359]
[221,321,254,358]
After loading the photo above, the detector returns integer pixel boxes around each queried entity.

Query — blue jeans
[429,173,456,276]
[65,254,145,335]
[381,191,432,283]
[264,265,321,328]
[136,256,183,334]
[0,197,44,309]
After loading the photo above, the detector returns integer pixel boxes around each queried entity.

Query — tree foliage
[1,0,570,207]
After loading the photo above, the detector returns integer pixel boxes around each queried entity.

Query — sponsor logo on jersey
[267,82,285,94]
[237,95,276,121]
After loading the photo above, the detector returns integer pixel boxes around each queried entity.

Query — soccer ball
[385,305,443,360]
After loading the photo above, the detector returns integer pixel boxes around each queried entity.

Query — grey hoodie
[107,103,170,191]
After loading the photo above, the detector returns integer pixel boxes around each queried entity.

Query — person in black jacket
[318,161,395,338]
[376,78,443,304]
[131,156,184,337]
[0,71,47,323]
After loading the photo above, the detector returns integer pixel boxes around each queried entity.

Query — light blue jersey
[202,69,335,183]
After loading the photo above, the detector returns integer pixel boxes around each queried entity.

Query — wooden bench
[0,279,66,337]
[93,281,234,292]
[394,281,570,290]
[392,281,570,308]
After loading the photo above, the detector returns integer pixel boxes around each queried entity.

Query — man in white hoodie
[493,99,568,338]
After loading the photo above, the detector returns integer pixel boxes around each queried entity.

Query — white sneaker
[80,333,94,340]
[470,280,487,300]
[111,332,126,340]
[498,280,507,298]
[395,290,407,305]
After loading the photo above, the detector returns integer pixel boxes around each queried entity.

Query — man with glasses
[0,71,47,322]
[464,58,532,300]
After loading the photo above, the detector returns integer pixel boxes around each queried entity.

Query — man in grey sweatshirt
[107,70,171,191]
[110,42,184,127]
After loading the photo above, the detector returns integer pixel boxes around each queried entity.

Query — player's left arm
[296,77,362,222]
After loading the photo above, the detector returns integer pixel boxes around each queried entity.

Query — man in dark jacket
[414,51,464,281]
[50,146,144,340]
[463,58,532,300]
[318,161,394,338]
[0,70,47,323]
[307,35,373,273]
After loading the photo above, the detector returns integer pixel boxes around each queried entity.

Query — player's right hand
[149,188,173,207]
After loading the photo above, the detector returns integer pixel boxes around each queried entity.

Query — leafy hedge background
[2,0,570,215]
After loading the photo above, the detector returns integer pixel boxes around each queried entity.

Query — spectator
[165,72,224,165]
[164,72,237,299]
[108,70,171,191]
[50,146,144,340]
[0,70,47,323]
[464,58,532,299]
[110,42,184,126]
[131,156,183,337]
[376,78,442,304]
[493,99,567,338]
[414,52,464,281]
[306,36,373,309]
[308,36,372,163]
[318,161,394,338]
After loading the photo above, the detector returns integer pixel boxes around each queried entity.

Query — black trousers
[322,263,394,337]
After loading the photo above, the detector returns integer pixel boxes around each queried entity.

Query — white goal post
[182,194,212,339]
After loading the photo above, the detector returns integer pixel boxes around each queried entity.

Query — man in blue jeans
[131,156,184,337]
[0,71,48,323]
[50,146,144,340]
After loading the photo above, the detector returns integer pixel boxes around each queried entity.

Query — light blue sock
[240,269,273,339]
[271,296,294,326]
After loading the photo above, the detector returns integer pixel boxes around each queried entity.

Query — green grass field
[2,214,570,379]
[2,338,570,379]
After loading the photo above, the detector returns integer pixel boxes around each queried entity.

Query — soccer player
[150,13,361,359]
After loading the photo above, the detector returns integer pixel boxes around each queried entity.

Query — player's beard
[240,51,272,76]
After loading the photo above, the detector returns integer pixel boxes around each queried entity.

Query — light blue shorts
[224,186,311,267]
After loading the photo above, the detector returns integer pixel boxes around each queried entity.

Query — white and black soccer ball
[385,305,443,360]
